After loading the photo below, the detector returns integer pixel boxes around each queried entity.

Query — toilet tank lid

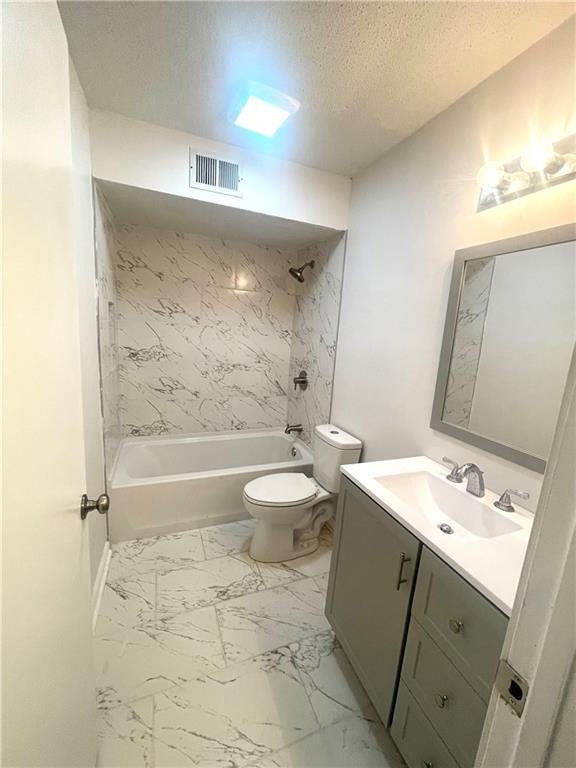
[314,424,362,450]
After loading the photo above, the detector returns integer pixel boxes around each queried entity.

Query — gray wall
[332,18,576,511]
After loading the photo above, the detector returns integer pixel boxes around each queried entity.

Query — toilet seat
[243,473,318,507]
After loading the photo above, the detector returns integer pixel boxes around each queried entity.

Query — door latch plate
[495,659,529,717]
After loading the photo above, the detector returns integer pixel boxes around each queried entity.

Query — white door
[2,3,98,766]
[69,61,110,611]
[476,346,576,767]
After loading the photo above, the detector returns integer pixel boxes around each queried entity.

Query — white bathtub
[109,428,313,542]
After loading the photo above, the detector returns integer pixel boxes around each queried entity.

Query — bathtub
[109,428,313,542]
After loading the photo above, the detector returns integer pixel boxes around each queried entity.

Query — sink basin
[375,471,522,539]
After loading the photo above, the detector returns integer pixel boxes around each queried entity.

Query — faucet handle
[442,457,462,483]
[494,488,530,513]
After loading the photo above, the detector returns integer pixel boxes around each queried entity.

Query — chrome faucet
[442,457,485,497]
[457,463,485,497]
[285,424,303,436]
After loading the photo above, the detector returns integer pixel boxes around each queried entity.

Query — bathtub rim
[110,427,313,489]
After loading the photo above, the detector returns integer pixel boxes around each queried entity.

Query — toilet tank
[313,424,362,493]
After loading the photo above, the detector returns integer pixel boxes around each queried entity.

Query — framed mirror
[431,223,576,473]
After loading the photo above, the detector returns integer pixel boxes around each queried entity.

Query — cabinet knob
[448,618,464,634]
[422,762,434,768]
[434,693,449,709]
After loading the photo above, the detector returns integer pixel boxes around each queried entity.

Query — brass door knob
[80,493,110,520]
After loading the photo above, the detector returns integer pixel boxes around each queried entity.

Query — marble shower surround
[443,257,495,428]
[94,187,122,474]
[112,221,345,438]
[287,236,346,444]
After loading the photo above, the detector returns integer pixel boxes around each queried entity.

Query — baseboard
[91,541,111,633]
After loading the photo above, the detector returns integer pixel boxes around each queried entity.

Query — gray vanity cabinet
[326,476,421,725]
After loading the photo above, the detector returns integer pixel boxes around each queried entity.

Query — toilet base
[248,502,333,563]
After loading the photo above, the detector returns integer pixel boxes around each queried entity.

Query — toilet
[243,424,362,563]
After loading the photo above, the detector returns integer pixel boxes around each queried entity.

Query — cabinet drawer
[391,683,459,768]
[413,548,507,701]
[402,619,486,768]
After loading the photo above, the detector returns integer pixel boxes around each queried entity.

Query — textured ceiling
[59,1,574,176]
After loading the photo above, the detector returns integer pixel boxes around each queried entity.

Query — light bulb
[508,171,531,193]
[520,143,561,174]
[554,153,576,176]
[477,162,509,191]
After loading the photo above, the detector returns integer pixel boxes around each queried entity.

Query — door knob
[80,493,110,520]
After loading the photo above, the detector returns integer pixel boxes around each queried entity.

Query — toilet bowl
[243,424,362,563]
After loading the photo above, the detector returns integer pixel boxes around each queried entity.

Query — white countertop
[341,456,533,616]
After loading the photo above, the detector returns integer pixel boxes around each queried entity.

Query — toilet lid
[244,473,318,507]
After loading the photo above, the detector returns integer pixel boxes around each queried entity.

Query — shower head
[288,260,315,283]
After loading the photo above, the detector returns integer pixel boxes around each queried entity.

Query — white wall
[69,62,109,588]
[470,243,575,459]
[332,17,576,512]
[89,110,351,232]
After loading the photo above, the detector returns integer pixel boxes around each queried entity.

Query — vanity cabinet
[326,476,421,725]
[327,477,509,768]
[393,549,508,768]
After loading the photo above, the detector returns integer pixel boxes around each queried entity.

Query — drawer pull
[448,618,464,634]
[395,552,411,590]
[434,693,449,709]
[422,762,434,768]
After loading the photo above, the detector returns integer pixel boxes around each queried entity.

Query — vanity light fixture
[229,81,300,138]
[477,133,576,211]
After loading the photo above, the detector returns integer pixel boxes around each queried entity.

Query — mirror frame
[431,222,576,473]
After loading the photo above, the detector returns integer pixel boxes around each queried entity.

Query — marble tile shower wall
[112,222,340,438]
[94,188,122,475]
[287,236,346,444]
[443,257,495,428]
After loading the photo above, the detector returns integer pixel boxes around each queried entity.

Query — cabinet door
[326,477,421,725]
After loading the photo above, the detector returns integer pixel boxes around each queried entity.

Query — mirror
[431,224,576,472]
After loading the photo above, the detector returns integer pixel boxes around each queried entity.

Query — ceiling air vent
[189,149,243,197]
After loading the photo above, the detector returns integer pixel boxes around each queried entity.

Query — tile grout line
[101,562,332,637]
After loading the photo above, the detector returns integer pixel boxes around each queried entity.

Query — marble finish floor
[94,520,404,768]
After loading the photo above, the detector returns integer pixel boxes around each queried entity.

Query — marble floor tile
[96,698,154,768]
[200,519,256,559]
[94,519,403,768]
[95,607,224,708]
[95,573,156,636]
[289,544,332,578]
[234,551,306,590]
[289,631,376,727]
[153,647,318,768]
[157,554,264,615]
[313,572,330,594]
[108,531,205,581]
[216,577,330,664]
[246,714,405,768]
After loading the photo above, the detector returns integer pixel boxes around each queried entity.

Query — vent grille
[218,159,240,192]
[190,150,242,197]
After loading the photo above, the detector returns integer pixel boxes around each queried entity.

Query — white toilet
[243,424,362,563]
